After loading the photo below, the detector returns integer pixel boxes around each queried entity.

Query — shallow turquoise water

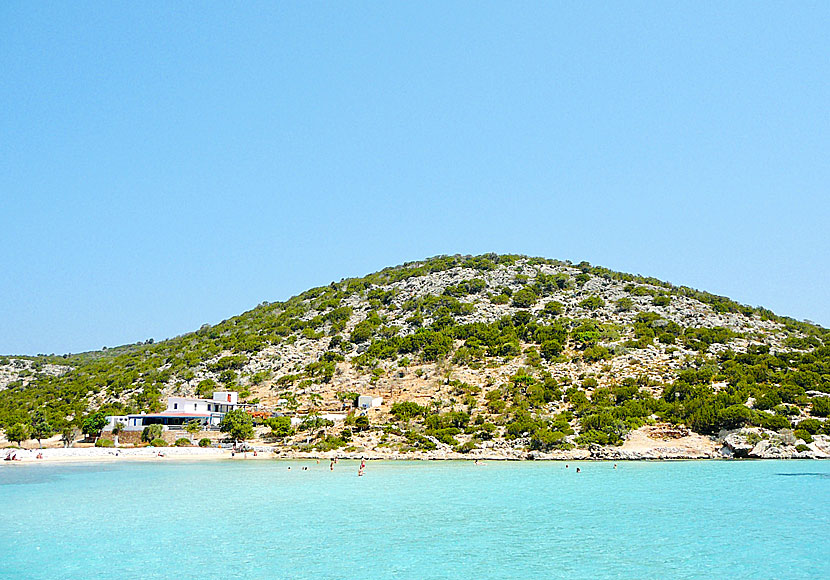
[0,459,827,579]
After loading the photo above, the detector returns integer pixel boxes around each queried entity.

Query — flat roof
[123,412,219,419]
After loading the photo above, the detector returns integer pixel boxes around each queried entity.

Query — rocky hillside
[2,254,829,458]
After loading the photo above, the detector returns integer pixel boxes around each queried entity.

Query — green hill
[2,254,828,455]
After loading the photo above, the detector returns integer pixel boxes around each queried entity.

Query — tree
[184,420,202,442]
[111,421,126,446]
[354,415,370,431]
[5,423,29,446]
[82,412,108,441]
[60,425,80,448]
[264,416,293,439]
[141,423,164,443]
[30,410,54,448]
[219,409,254,444]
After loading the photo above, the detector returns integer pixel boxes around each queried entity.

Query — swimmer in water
[576,467,581,473]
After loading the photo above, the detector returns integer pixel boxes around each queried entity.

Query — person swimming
[576,467,581,473]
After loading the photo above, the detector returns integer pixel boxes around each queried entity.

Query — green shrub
[579,296,605,310]
[491,293,509,305]
[390,401,428,421]
[314,435,346,451]
[793,429,813,444]
[511,288,538,309]
[455,441,476,453]
[95,438,114,447]
[150,438,168,447]
[198,438,212,447]
[796,418,822,434]
[758,413,790,431]
[174,438,191,447]
[264,416,294,438]
[141,424,164,443]
[540,340,563,360]
[583,345,611,363]
[811,396,830,417]
[795,444,810,452]
[404,431,437,450]
[529,428,568,451]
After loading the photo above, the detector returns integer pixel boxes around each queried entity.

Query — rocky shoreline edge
[3,428,829,464]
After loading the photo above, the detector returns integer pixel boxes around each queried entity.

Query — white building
[106,391,247,432]
[357,395,383,409]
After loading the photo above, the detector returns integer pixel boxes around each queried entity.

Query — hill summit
[2,254,829,459]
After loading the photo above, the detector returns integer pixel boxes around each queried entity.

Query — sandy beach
[1,447,240,463]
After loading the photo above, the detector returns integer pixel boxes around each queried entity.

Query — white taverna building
[106,391,245,432]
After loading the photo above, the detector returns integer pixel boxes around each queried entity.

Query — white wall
[213,391,238,405]
[167,397,209,413]
[358,395,383,409]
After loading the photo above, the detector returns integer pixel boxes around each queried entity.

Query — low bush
[174,438,191,447]
[811,396,830,417]
[796,419,822,435]
[199,438,212,447]
[795,444,810,453]
[793,429,813,444]
[404,431,437,450]
[150,438,168,447]
[95,438,114,448]
[455,441,476,453]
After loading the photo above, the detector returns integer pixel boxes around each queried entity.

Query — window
[174,403,178,410]
[194,403,198,410]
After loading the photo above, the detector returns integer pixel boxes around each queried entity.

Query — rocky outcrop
[720,433,755,458]
[718,430,830,459]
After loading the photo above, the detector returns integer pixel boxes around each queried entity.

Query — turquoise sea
[1,459,828,579]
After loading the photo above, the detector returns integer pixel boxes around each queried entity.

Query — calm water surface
[0,459,827,579]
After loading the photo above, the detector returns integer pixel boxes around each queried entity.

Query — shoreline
[2,444,827,465]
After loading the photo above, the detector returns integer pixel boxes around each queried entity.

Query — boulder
[721,433,754,458]
[748,439,796,459]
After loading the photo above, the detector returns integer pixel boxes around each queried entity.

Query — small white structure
[357,395,383,409]
[106,391,247,432]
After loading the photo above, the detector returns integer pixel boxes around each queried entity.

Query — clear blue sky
[1,2,828,355]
